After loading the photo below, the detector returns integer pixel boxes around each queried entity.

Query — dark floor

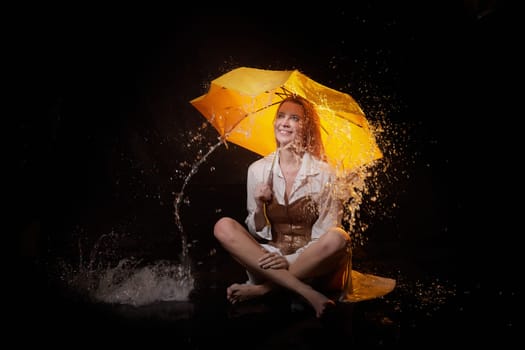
[15,238,517,349]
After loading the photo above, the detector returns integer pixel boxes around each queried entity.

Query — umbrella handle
[263,151,277,227]
[266,170,274,187]
[266,150,277,187]
[263,202,271,227]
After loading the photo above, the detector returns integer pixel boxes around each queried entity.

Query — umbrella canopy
[190,67,382,174]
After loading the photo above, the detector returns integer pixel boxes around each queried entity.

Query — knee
[213,217,237,242]
[321,227,351,253]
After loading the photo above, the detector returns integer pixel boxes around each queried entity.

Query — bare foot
[301,288,336,318]
[226,283,271,304]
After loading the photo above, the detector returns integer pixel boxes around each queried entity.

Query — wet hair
[275,95,326,161]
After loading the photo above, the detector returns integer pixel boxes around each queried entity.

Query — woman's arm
[245,158,273,240]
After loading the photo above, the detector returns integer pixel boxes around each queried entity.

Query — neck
[278,146,303,168]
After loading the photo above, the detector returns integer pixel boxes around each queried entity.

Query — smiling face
[273,96,326,161]
[274,100,305,150]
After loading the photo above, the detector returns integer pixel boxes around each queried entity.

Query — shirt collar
[275,152,321,180]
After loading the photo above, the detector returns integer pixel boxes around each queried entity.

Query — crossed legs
[213,217,350,318]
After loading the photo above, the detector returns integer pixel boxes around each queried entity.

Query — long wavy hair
[274,95,326,161]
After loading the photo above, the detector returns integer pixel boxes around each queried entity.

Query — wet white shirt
[244,151,344,257]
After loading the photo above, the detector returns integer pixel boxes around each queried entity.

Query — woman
[213,95,352,318]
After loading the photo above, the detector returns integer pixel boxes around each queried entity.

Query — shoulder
[248,152,276,172]
[304,153,336,178]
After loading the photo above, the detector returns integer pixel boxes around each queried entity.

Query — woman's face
[274,101,304,149]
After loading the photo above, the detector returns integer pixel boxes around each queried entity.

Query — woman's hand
[258,252,289,270]
[254,183,273,206]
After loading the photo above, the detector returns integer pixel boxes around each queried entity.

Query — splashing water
[57,123,225,307]
[58,232,195,306]
[173,139,223,267]
[94,258,193,306]
[333,164,380,248]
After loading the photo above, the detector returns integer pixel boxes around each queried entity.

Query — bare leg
[289,226,351,287]
[214,217,342,318]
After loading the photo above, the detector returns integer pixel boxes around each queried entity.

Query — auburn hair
[274,95,326,161]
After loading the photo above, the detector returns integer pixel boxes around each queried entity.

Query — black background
[14,1,517,343]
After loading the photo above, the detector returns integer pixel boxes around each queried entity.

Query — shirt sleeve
[244,159,273,240]
[313,170,344,238]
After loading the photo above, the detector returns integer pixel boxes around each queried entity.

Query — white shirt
[244,151,344,255]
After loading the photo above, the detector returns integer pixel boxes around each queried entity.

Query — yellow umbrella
[190,67,382,174]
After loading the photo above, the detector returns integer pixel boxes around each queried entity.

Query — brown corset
[265,195,319,255]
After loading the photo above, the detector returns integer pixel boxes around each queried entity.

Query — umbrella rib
[334,112,364,128]
[278,86,366,129]
[223,99,281,137]
[223,87,298,137]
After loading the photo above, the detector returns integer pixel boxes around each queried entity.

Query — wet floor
[16,229,517,349]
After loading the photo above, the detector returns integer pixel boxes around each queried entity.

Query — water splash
[56,123,226,307]
[94,258,194,306]
[173,138,223,268]
[58,231,195,306]
[332,164,379,247]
